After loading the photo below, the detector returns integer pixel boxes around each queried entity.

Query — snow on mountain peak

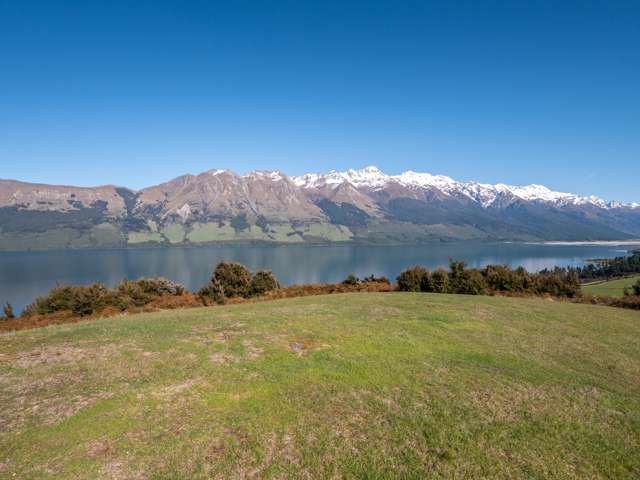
[291,166,622,209]
[208,169,230,176]
[245,170,285,182]
[394,171,457,189]
[342,166,389,187]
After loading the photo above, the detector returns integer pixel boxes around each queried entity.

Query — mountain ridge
[1,166,638,251]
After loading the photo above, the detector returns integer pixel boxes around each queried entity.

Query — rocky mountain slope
[1,167,638,250]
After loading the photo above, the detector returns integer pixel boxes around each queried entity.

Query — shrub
[397,266,428,292]
[459,269,487,295]
[198,279,226,305]
[116,278,185,308]
[535,268,580,297]
[69,284,113,316]
[251,271,280,295]
[199,263,278,304]
[136,277,185,296]
[116,280,155,308]
[213,262,253,298]
[23,284,112,317]
[22,278,188,317]
[431,268,450,293]
[2,302,14,320]
[419,271,434,292]
[342,274,359,286]
[23,286,72,316]
[484,265,522,292]
[448,260,467,294]
[633,279,640,296]
[361,274,390,284]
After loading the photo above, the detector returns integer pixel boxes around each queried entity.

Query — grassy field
[582,275,640,297]
[1,293,639,479]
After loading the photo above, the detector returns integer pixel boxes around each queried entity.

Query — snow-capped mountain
[293,166,623,210]
[1,166,638,251]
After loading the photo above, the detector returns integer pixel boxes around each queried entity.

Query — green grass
[1,293,639,479]
[582,275,640,297]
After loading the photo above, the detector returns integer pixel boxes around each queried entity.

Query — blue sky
[1,1,639,202]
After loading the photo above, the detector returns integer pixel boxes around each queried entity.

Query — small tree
[213,262,253,298]
[397,266,427,292]
[2,302,15,319]
[633,279,640,296]
[251,271,279,295]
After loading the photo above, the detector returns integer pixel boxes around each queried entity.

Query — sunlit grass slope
[1,293,639,479]
[583,275,640,297]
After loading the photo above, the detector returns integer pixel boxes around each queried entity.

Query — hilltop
[1,293,639,478]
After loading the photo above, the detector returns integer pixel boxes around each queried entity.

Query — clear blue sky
[1,1,638,202]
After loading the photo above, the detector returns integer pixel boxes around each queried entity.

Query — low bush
[213,262,253,298]
[200,264,279,302]
[2,302,14,320]
[397,266,428,292]
[361,274,390,284]
[198,279,226,305]
[484,265,533,292]
[343,274,391,286]
[342,274,359,286]
[448,260,467,293]
[460,269,487,295]
[22,278,187,317]
[431,268,450,293]
[116,277,185,308]
[251,270,280,295]
[418,270,433,292]
[534,268,580,297]
[23,284,112,317]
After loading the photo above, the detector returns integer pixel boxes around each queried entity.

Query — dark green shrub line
[397,260,581,298]
[341,274,390,286]
[21,277,186,318]
[7,254,640,322]
[577,250,640,281]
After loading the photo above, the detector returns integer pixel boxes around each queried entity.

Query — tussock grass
[1,293,639,479]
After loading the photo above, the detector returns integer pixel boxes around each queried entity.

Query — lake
[1,242,639,314]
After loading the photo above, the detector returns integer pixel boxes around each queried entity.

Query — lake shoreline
[2,241,638,315]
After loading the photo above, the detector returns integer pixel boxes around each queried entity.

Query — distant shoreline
[537,240,640,246]
[2,238,640,254]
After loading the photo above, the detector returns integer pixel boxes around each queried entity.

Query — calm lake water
[1,242,639,314]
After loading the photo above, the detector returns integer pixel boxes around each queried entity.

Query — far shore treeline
[2,251,640,329]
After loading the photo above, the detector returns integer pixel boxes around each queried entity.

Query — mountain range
[1,166,638,251]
